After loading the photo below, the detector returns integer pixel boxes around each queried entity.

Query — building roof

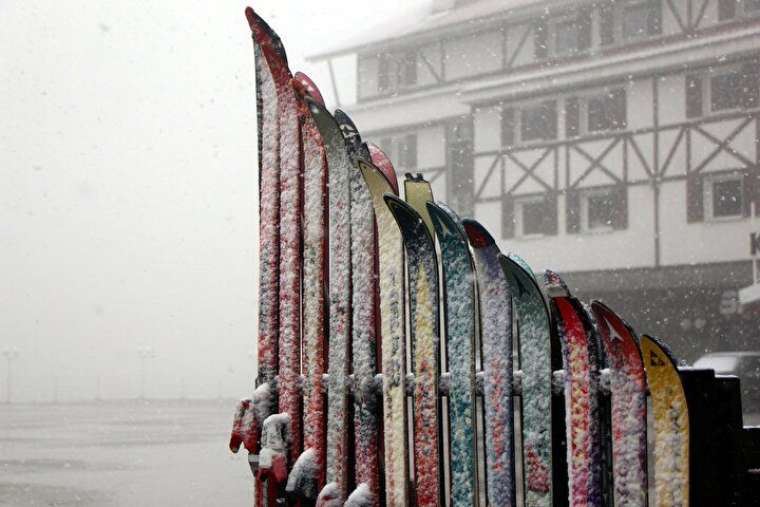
[308,0,573,60]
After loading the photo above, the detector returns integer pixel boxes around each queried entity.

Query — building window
[687,63,760,117]
[503,193,558,238]
[376,51,418,94]
[622,1,661,39]
[515,195,551,237]
[581,188,617,232]
[544,10,591,57]
[566,88,627,136]
[520,101,558,142]
[567,186,628,233]
[710,71,743,112]
[703,172,744,220]
[555,18,581,55]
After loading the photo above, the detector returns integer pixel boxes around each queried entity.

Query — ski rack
[230,9,760,506]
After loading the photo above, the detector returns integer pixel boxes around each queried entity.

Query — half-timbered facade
[310,0,760,360]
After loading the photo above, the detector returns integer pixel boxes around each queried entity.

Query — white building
[311,0,760,359]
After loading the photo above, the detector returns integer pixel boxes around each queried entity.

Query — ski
[500,255,554,507]
[335,109,381,506]
[640,334,689,507]
[590,302,648,507]
[544,270,603,507]
[243,9,283,505]
[285,75,328,502]
[427,202,480,506]
[359,159,408,507]
[386,194,442,506]
[309,102,353,505]
[462,219,516,507]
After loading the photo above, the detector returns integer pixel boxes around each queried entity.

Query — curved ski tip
[543,269,570,298]
[358,158,396,192]
[462,218,496,248]
[383,192,409,215]
[640,334,680,368]
[507,253,536,279]
[244,8,288,63]
[334,109,359,133]
[345,483,374,507]
[426,201,464,239]
[592,300,639,343]
[367,143,399,195]
[385,193,429,237]
[293,71,324,105]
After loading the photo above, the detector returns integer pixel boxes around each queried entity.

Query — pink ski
[246,9,303,504]
[591,302,648,507]
[545,270,603,507]
[285,74,329,501]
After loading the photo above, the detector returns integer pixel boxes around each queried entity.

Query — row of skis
[229,9,690,507]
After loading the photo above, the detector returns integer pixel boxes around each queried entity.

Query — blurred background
[2,0,760,504]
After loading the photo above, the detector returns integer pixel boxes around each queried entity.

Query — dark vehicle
[693,352,760,413]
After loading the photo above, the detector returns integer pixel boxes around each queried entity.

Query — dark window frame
[702,170,745,221]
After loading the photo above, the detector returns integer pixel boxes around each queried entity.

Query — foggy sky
[1,0,426,401]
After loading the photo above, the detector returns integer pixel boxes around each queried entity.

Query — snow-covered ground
[0,400,251,506]
[1,400,756,505]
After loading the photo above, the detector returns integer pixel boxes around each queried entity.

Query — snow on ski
[386,194,442,506]
[462,219,516,507]
[545,270,603,507]
[427,202,479,506]
[359,159,408,507]
[309,101,353,504]
[245,6,279,400]
[285,76,328,501]
[246,17,303,497]
[500,255,553,507]
[640,334,689,507]
[591,302,648,507]
[336,109,381,505]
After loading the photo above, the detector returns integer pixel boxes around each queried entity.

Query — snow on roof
[308,0,570,60]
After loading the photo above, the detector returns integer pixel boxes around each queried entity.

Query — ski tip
[462,218,496,248]
[385,193,432,240]
[244,8,288,64]
[358,158,397,194]
[293,70,325,106]
[427,201,464,239]
[383,192,408,214]
[591,300,637,338]
[640,334,681,368]
[543,269,570,298]
[244,6,256,29]
[367,143,399,195]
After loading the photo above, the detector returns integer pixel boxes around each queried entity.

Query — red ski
[245,8,302,504]
[285,74,329,502]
